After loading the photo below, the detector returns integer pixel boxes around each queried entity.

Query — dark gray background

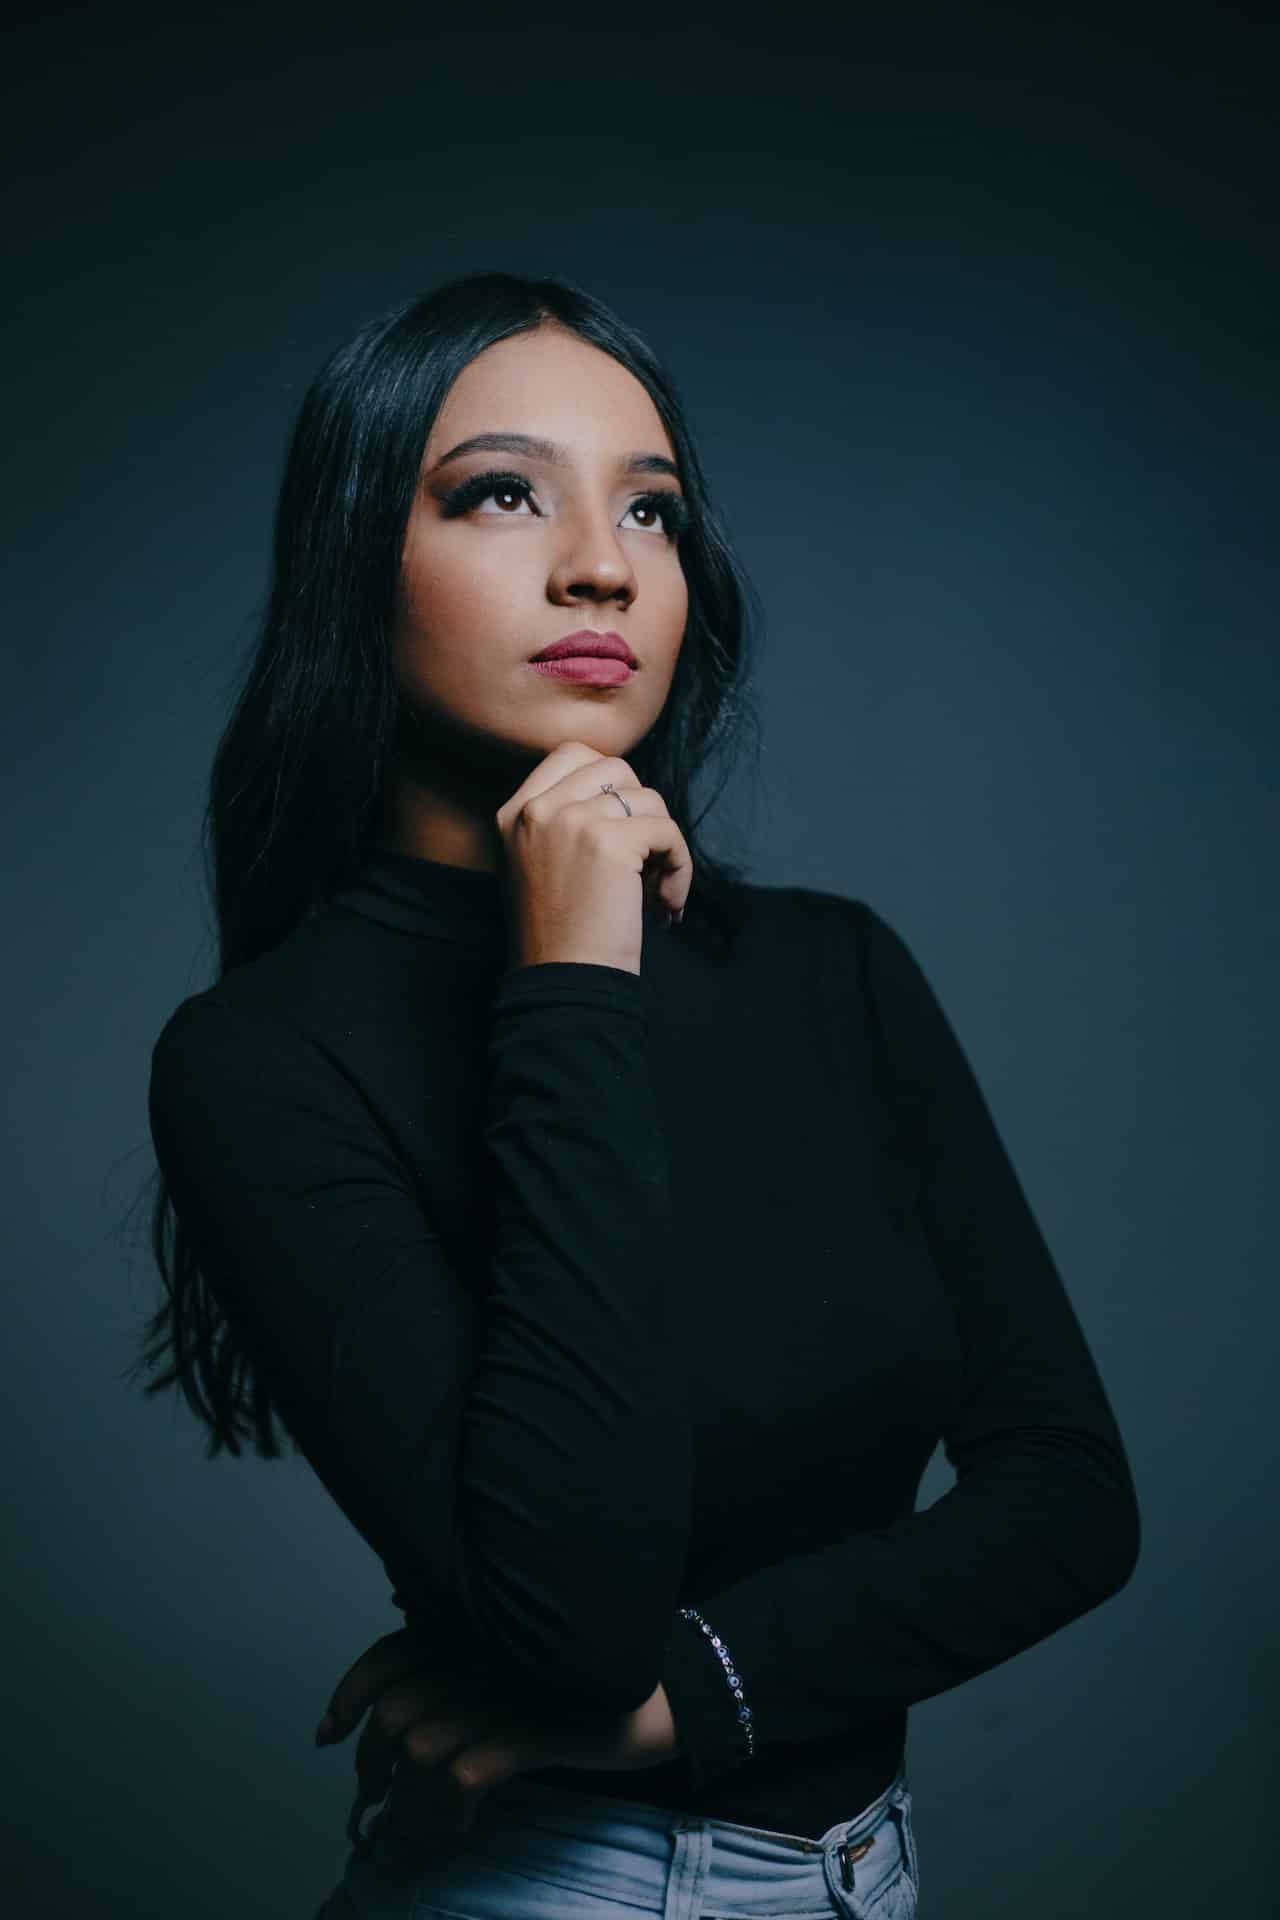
[3,2,1274,1914]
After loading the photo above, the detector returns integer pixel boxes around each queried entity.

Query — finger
[399,1703,509,1777]
[321,1628,425,1742]
[354,1678,449,1804]
[606,810,692,918]
[353,1714,402,1809]
[451,1728,536,1829]
[495,741,607,831]
[640,853,666,923]
[359,1692,509,1811]
[615,820,689,929]
[386,1722,531,1845]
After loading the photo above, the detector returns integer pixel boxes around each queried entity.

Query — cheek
[636,545,687,618]
[398,543,523,654]
[663,565,690,639]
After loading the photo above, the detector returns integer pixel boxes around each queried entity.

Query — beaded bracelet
[678,1604,756,1761]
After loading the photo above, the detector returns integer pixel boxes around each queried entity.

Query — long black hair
[128,268,764,1461]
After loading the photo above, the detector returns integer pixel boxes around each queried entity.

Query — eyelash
[439,468,691,542]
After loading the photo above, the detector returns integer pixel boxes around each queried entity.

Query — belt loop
[836,1832,877,1890]
[664,1815,713,1920]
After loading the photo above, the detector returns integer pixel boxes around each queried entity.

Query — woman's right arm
[147,962,693,1723]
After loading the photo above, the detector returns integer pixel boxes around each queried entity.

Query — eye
[478,484,532,515]
[439,471,538,519]
[623,492,690,539]
[438,469,690,542]
[460,473,536,516]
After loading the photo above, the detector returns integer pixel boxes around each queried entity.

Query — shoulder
[735,877,896,965]
[732,883,947,1035]
[147,988,339,1147]
[149,903,387,1073]
[150,956,314,1070]
[148,926,362,1128]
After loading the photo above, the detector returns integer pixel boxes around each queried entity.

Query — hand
[495,739,694,976]
[315,1627,683,1857]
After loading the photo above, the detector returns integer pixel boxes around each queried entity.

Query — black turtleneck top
[146,848,1140,1837]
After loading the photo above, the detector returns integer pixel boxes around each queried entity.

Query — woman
[138,270,1142,1919]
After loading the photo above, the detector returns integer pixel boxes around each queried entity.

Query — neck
[377,709,537,876]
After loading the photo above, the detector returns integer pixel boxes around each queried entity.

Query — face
[390,324,690,784]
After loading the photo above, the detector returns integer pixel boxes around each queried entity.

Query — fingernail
[314,1711,338,1746]
[662,911,673,929]
[672,907,684,927]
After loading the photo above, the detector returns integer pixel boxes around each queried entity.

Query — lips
[530,630,637,666]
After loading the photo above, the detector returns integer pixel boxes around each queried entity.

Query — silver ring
[600,781,633,817]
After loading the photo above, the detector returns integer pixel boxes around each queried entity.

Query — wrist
[630,1681,683,1765]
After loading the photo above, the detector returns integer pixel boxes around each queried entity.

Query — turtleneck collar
[328,845,508,948]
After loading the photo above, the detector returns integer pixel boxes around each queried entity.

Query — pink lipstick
[531,657,636,685]
[529,629,638,686]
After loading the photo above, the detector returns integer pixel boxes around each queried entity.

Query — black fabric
[147,845,1140,1836]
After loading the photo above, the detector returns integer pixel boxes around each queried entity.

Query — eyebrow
[430,430,681,482]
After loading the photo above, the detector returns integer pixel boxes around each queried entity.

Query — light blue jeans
[314,1764,919,1919]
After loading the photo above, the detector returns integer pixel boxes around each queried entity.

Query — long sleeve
[148,960,694,1720]
[658,902,1142,1791]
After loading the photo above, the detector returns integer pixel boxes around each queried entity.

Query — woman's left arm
[656,900,1142,1791]
[316,901,1141,1811]
[313,1630,682,1849]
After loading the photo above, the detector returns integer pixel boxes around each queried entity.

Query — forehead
[424,326,674,465]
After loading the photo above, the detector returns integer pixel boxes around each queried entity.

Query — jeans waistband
[355,1765,915,1919]
[488,1763,906,1855]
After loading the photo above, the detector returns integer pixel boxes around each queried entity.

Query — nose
[547,503,637,607]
